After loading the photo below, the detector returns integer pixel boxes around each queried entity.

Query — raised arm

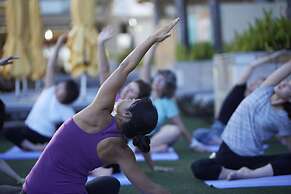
[142,151,174,172]
[44,33,67,88]
[0,56,18,67]
[237,50,285,85]
[140,43,158,83]
[90,19,179,113]
[97,26,114,85]
[262,59,291,87]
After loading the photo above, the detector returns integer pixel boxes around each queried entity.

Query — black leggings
[3,125,50,148]
[191,142,291,180]
[86,176,120,194]
[20,176,120,194]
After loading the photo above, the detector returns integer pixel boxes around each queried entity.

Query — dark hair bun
[133,135,150,153]
[122,98,158,138]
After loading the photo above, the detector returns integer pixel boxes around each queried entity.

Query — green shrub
[227,10,291,52]
[176,42,214,61]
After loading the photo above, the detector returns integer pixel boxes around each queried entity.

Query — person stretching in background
[3,34,79,151]
[140,43,198,152]
[193,51,284,150]
[191,59,291,180]
[94,26,173,175]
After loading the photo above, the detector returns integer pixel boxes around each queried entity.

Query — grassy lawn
[1,115,291,194]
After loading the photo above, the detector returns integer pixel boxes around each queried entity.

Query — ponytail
[132,135,151,153]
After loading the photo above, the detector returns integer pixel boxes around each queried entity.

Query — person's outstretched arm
[110,144,171,194]
[0,56,18,67]
[141,152,173,172]
[262,59,291,87]
[44,33,67,88]
[97,26,114,85]
[89,19,179,114]
[237,50,285,85]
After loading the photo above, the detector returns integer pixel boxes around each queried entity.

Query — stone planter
[174,60,213,95]
[173,60,214,117]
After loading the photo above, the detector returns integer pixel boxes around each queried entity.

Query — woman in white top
[3,34,79,151]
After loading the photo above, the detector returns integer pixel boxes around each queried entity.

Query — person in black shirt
[192,51,285,150]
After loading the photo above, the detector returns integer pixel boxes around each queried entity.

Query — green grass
[1,115,291,194]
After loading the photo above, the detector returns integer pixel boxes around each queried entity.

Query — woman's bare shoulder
[97,137,132,164]
[73,106,112,133]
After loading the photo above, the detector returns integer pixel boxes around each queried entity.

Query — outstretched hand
[151,18,179,43]
[0,56,19,66]
[98,26,115,44]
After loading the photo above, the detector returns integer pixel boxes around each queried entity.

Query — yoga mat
[0,146,41,160]
[0,144,180,161]
[135,147,179,161]
[205,175,291,189]
[127,141,179,161]
[87,173,131,186]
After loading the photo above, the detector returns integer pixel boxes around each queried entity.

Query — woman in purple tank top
[22,19,179,194]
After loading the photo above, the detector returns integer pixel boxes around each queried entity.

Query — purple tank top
[23,117,121,194]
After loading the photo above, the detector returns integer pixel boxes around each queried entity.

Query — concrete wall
[174,61,213,95]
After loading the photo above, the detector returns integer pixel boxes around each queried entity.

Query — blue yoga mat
[135,147,179,161]
[205,175,291,189]
[0,145,179,161]
[0,146,41,160]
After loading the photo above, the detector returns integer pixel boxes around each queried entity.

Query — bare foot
[227,167,253,180]
[190,138,212,153]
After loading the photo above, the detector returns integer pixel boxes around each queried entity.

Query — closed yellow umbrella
[0,0,31,79]
[67,0,98,78]
[29,0,45,80]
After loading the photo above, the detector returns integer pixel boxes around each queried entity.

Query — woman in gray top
[191,58,291,180]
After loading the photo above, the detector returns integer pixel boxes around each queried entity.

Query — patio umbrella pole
[34,80,42,91]
[22,77,28,94]
[80,73,87,99]
[15,79,20,97]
